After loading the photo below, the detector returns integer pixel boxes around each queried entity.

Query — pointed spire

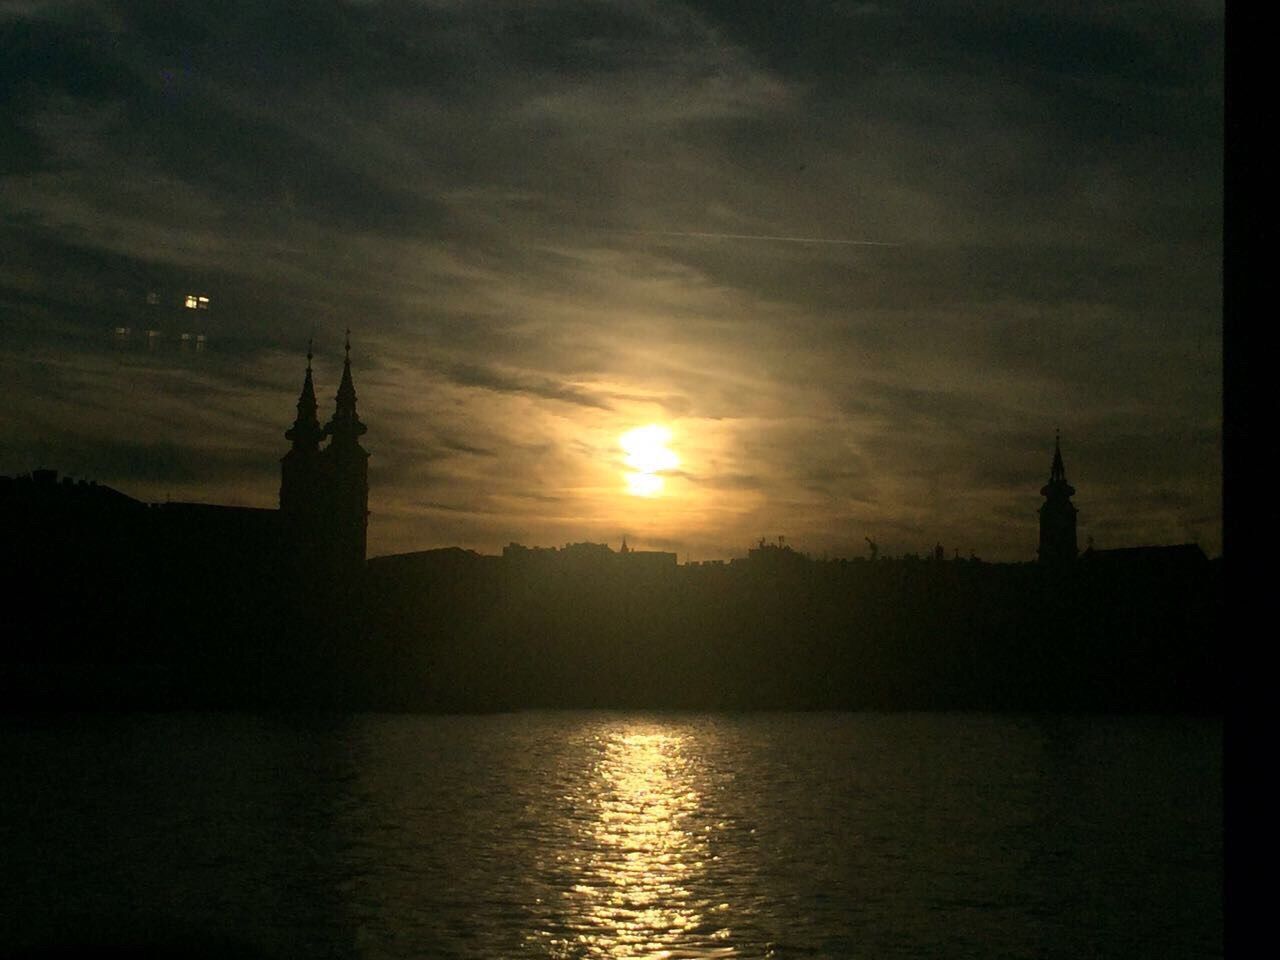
[1038,429,1078,563]
[326,327,367,443]
[1050,428,1066,483]
[1041,430,1073,496]
[285,338,323,449]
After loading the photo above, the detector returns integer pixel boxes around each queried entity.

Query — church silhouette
[0,338,374,708]
[280,332,370,579]
[1038,430,1078,565]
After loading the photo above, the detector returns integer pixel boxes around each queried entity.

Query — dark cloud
[443,361,613,409]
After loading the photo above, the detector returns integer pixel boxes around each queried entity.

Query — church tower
[280,340,325,519]
[320,330,370,573]
[1038,430,1078,564]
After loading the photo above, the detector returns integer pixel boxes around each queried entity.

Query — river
[0,711,1221,958]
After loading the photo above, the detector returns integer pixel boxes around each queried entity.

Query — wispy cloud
[1,0,1223,559]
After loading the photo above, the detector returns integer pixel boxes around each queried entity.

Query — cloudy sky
[1,0,1222,560]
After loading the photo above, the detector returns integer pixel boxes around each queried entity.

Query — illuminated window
[184,294,209,310]
[184,295,198,308]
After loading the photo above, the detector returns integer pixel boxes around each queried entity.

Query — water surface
[0,712,1221,958]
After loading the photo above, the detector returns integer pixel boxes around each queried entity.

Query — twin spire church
[280,332,370,574]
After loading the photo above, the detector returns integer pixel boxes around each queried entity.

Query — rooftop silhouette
[0,351,1221,714]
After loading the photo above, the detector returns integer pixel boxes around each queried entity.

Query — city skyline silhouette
[1,345,1222,716]
[2,340,1214,566]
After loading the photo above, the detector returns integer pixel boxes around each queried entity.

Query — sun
[621,425,679,474]
[620,424,679,497]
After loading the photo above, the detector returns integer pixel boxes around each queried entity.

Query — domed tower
[280,340,325,520]
[1038,430,1078,564]
[320,330,369,573]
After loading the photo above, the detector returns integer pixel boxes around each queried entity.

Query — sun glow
[626,471,665,497]
[620,424,678,498]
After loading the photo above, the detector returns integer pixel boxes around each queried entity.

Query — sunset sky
[1,1,1222,561]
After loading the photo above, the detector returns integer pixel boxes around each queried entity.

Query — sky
[1,0,1223,561]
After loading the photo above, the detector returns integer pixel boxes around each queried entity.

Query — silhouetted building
[0,468,146,513]
[621,548,678,572]
[1080,542,1210,576]
[1,337,375,708]
[1038,431,1078,564]
[320,331,370,572]
[496,539,677,576]
[280,332,370,578]
[280,342,326,519]
[747,536,808,568]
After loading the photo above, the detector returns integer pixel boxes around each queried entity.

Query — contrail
[610,228,901,247]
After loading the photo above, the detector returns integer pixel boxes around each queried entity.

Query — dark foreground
[4,543,1222,713]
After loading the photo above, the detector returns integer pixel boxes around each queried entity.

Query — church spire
[325,328,367,444]
[319,328,370,573]
[1038,429,1078,564]
[1049,428,1068,486]
[1042,428,1074,498]
[285,338,323,450]
[280,339,326,516]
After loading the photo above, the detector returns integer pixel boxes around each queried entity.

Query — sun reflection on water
[550,726,735,959]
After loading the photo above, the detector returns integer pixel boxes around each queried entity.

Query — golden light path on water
[548,727,736,959]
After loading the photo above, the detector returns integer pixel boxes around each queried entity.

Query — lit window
[185,295,198,308]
